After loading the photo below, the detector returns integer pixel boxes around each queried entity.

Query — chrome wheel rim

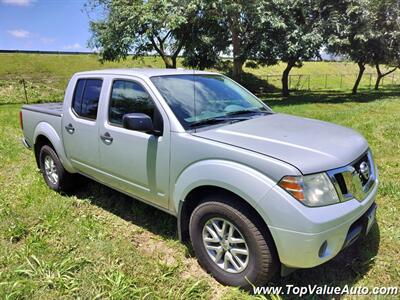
[202,217,249,273]
[44,155,58,185]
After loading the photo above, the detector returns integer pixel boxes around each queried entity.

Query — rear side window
[72,79,103,120]
[109,80,155,126]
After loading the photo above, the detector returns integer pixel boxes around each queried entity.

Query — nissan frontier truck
[20,69,378,289]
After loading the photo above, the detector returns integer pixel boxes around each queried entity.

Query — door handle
[100,132,113,145]
[65,123,75,134]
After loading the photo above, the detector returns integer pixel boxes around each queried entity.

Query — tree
[321,0,375,94]
[208,0,264,81]
[255,0,324,96]
[368,0,400,90]
[181,2,230,70]
[87,0,197,68]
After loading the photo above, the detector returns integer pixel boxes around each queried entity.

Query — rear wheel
[189,195,278,289]
[39,145,73,192]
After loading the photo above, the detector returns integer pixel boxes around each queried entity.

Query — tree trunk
[230,21,243,82]
[375,71,383,90]
[150,36,175,69]
[352,62,366,94]
[171,56,177,69]
[233,58,244,82]
[162,56,174,69]
[374,64,397,90]
[282,61,295,97]
[375,63,383,90]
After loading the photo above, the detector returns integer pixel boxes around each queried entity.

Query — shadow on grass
[262,88,400,107]
[72,176,177,240]
[71,176,380,298]
[216,65,280,94]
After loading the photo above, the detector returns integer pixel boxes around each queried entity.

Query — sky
[0,0,94,51]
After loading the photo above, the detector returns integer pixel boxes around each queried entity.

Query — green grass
[1,53,399,104]
[0,88,399,299]
[0,54,169,104]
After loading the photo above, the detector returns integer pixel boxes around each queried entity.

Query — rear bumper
[21,137,31,149]
[265,180,378,269]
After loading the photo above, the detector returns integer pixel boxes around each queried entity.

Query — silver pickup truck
[20,69,378,289]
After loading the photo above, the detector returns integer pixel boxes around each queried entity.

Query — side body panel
[61,75,105,177]
[21,109,75,173]
[170,132,301,217]
[96,75,171,209]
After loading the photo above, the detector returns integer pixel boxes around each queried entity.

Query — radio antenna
[192,10,197,132]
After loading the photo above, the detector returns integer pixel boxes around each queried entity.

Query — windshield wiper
[188,109,272,129]
[188,116,245,128]
[225,108,272,117]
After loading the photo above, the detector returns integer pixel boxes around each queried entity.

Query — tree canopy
[255,0,324,96]
[88,0,198,68]
[87,0,400,96]
[322,0,400,93]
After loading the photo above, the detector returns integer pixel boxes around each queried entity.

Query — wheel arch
[34,135,53,168]
[33,122,76,173]
[178,185,277,257]
[173,159,277,240]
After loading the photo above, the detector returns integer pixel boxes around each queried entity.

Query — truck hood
[192,113,368,174]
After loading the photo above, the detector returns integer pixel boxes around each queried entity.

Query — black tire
[189,194,278,290]
[39,145,73,192]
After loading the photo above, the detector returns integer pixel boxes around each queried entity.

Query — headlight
[278,173,340,207]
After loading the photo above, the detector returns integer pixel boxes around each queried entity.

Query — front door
[98,78,170,209]
[62,78,103,178]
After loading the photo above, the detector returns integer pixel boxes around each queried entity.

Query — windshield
[150,74,272,129]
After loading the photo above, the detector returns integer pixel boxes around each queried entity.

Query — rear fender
[33,122,76,173]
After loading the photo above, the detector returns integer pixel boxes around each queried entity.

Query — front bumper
[263,179,378,269]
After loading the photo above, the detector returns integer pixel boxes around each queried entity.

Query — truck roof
[74,68,218,78]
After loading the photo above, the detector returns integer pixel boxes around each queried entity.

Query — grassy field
[0,87,399,298]
[1,53,400,104]
[0,53,384,78]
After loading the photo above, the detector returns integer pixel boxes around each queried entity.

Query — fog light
[318,241,328,258]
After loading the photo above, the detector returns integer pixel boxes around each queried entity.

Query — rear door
[62,77,104,177]
[97,77,170,209]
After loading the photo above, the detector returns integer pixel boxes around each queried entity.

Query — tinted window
[72,79,103,120]
[150,75,270,129]
[109,80,155,126]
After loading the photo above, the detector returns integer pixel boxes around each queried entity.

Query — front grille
[352,153,370,186]
[327,150,376,202]
[334,173,348,194]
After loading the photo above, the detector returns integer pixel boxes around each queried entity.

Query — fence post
[22,78,28,104]
[324,74,328,89]
[392,73,395,85]
[308,75,311,91]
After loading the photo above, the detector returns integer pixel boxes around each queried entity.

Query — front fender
[173,159,277,225]
[33,122,76,173]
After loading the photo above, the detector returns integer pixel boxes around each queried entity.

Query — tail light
[19,111,23,130]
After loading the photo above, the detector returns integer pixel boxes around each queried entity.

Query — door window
[72,79,103,120]
[108,80,156,126]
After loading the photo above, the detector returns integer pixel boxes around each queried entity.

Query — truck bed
[22,102,63,117]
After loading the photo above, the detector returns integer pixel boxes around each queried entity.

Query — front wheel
[189,196,278,289]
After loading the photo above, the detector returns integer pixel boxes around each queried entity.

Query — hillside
[0,53,389,77]
[0,53,399,104]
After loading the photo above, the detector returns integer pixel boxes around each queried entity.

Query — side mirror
[122,113,154,133]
